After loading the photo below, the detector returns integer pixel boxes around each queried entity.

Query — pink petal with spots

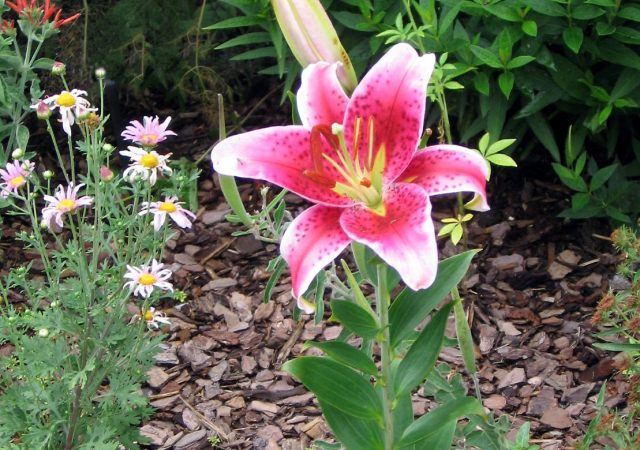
[343,44,436,182]
[340,183,438,291]
[212,126,353,206]
[281,205,351,302]
[400,144,490,211]
[298,62,348,129]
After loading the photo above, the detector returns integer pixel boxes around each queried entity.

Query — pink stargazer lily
[212,43,489,312]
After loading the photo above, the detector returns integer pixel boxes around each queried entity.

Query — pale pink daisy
[123,259,173,298]
[141,307,171,330]
[41,183,94,231]
[120,146,172,185]
[0,159,34,198]
[139,196,196,231]
[121,116,177,146]
[39,89,96,135]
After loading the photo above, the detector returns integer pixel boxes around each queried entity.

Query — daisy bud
[38,328,49,337]
[95,67,106,79]
[43,170,54,179]
[11,148,24,159]
[35,100,52,120]
[102,143,114,152]
[51,61,66,76]
[99,166,114,182]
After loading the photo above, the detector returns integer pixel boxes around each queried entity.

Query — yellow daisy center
[143,310,154,321]
[57,199,76,211]
[56,92,76,107]
[139,153,159,169]
[9,175,25,187]
[138,273,157,286]
[141,133,158,145]
[158,201,177,213]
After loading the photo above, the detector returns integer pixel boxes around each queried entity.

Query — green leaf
[307,341,378,376]
[590,164,618,190]
[16,125,29,150]
[593,342,640,351]
[451,225,463,245]
[598,39,640,71]
[319,400,384,450]
[32,57,54,70]
[572,192,591,210]
[527,0,566,16]
[283,357,382,420]
[340,260,375,317]
[230,47,277,61]
[552,163,589,192]
[571,5,604,20]
[415,420,456,449]
[215,32,271,49]
[527,113,560,161]
[619,5,640,22]
[473,72,490,96]
[522,20,538,37]
[478,133,491,153]
[486,138,516,156]
[394,303,453,395]
[563,27,584,53]
[470,46,503,69]
[263,256,285,303]
[330,300,380,339]
[389,250,478,348]
[204,16,264,29]
[597,104,613,124]
[498,71,515,98]
[398,397,485,446]
[507,55,535,70]
[487,154,517,167]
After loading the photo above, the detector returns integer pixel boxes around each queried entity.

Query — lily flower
[212,43,489,312]
[272,0,357,92]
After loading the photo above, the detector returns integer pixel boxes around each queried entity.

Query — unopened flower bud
[11,148,24,159]
[43,170,54,179]
[35,100,51,120]
[102,143,114,152]
[38,328,49,337]
[99,166,114,182]
[51,61,66,76]
[95,67,106,79]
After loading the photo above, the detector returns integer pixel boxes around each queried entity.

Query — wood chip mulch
[0,165,626,450]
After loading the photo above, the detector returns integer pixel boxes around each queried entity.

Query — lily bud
[272,0,357,93]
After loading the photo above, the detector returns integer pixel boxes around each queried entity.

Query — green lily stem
[452,287,482,402]
[218,174,253,228]
[376,264,394,450]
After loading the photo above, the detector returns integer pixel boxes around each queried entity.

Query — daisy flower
[121,116,177,147]
[120,146,172,186]
[0,159,34,198]
[123,259,173,298]
[139,196,196,231]
[41,183,93,231]
[141,307,171,330]
[40,89,96,135]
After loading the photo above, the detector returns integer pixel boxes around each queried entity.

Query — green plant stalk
[216,93,253,228]
[452,287,481,401]
[376,264,394,450]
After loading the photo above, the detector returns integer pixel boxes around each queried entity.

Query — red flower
[6,0,79,28]
[0,19,15,34]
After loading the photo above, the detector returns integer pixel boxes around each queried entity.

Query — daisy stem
[46,119,71,184]
[376,264,394,450]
